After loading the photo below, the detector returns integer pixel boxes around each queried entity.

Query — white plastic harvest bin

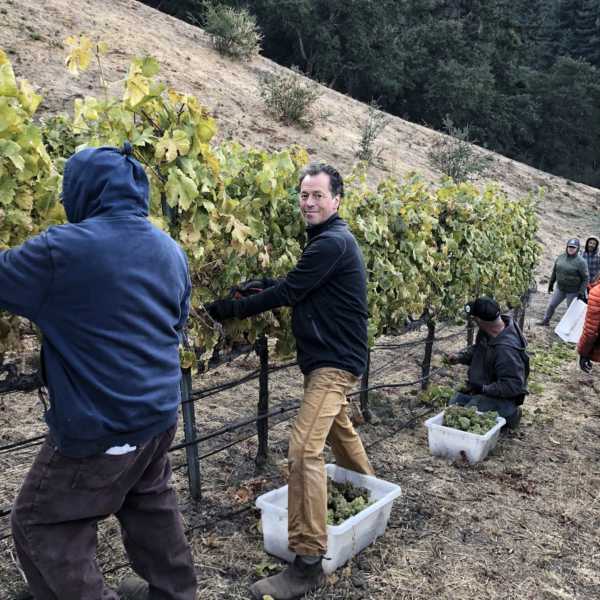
[255,464,401,574]
[424,410,506,464]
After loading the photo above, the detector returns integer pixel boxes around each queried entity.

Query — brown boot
[249,556,325,600]
[117,575,148,600]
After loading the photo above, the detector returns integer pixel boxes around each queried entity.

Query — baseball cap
[566,238,580,248]
[464,297,501,321]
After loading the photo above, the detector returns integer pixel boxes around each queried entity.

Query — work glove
[548,284,554,294]
[579,355,593,373]
[469,382,484,394]
[444,353,460,366]
[577,292,588,303]
[204,299,237,322]
[229,277,278,299]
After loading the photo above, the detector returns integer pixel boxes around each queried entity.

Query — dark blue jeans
[449,393,521,428]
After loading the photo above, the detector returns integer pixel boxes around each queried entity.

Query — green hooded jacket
[549,253,589,294]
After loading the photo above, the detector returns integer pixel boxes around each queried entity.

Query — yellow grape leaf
[167,88,186,106]
[0,176,16,204]
[196,143,220,174]
[229,216,251,245]
[15,190,33,210]
[17,79,42,115]
[72,98,88,130]
[124,70,150,108]
[0,140,25,171]
[165,168,198,211]
[259,251,270,268]
[195,118,217,143]
[136,55,160,77]
[64,35,93,76]
[182,223,202,244]
[156,130,191,163]
[0,61,18,97]
[81,97,99,120]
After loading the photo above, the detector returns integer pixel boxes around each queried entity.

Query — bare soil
[1,1,600,598]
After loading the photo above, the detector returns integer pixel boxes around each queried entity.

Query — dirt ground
[1,0,600,598]
[1,293,599,600]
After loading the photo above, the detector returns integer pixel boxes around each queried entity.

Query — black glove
[204,299,237,322]
[444,353,460,365]
[229,277,278,299]
[469,382,484,394]
[548,284,554,294]
[579,355,593,373]
[578,292,588,303]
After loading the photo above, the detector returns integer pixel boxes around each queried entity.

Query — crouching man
[446,297,530,429]
[2,145,197,600]
[206,162,374,600]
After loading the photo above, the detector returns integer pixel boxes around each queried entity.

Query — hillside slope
[1,0,599,274]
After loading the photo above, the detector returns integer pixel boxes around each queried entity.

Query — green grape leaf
[165,168,198,210]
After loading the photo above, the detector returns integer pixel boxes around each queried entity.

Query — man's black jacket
[234,214,368,376]
[458,315,529,402]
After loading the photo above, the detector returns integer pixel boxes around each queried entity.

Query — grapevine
[0,49,61,355]
[0,39,541,365]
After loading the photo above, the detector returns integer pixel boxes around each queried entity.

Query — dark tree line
[140,0,600,186]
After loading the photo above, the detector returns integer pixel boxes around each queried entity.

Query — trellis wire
[0,300,528,519]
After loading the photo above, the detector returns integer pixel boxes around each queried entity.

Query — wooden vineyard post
[161,191,200,497]
[519,305,526,331]
[421,320,436,390]
[518,293,528,331]
[359,349,372,422]
[180,366,201,500]
[255,336,269,468]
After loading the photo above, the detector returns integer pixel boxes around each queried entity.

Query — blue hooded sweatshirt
[0,145,191,457]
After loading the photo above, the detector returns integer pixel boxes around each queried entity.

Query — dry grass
[0,0,599,597]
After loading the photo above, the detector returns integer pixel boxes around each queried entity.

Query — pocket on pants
[72,450,139,491]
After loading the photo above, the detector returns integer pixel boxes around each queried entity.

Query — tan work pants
[288,367,374,556]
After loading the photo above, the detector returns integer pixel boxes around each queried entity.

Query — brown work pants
[288,367,374,556]
[10,425,197,600]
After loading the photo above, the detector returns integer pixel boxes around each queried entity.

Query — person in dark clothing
[206,162,373,600]
[447,297,529,429]
[2,145,197,600]
[539,238,589,326]
[582,236,600,284]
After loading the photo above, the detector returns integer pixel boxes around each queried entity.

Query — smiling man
[206,162,374,600]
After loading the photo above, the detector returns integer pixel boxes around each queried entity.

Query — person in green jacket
[539,238,589,326]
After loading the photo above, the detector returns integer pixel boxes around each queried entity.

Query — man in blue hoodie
[2,145,197,600]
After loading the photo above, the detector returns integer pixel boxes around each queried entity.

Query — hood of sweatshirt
[488,315,527,351]
[61,145,149,224]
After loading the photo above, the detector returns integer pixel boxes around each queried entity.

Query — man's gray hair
[298,162,344,198]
